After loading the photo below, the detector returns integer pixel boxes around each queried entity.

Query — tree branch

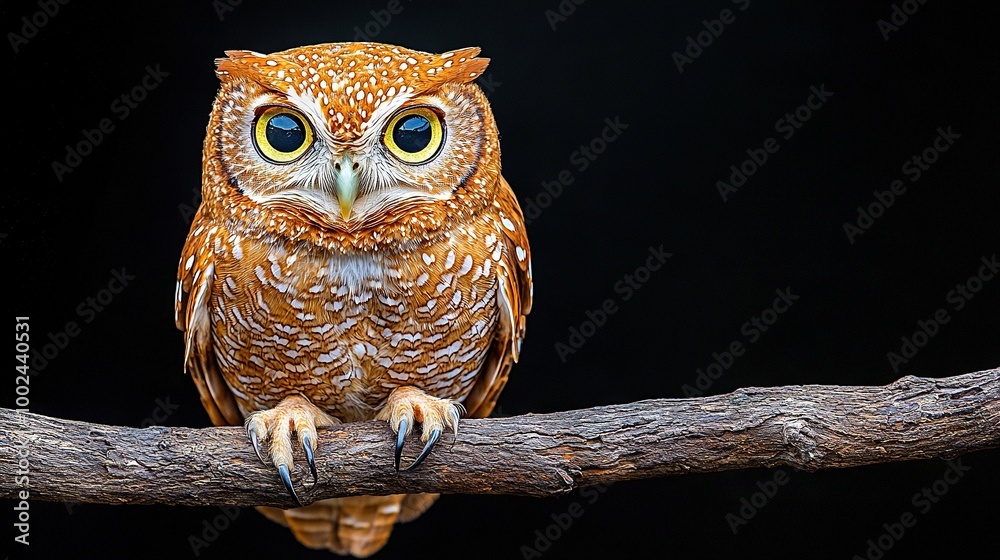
[2,368,997,508]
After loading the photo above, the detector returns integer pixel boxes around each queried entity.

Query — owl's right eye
[253,107,314,164]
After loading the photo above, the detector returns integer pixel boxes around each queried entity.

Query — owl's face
[206,43,499,239]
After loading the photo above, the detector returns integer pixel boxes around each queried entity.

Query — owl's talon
[378,386,462,471]
[394,416,409,471]
[276,463,302,506]
[302,433,318,483]
[247,424,266,464]
[244,395,336,505]
[449,408,461,438]
[402,427,441,471]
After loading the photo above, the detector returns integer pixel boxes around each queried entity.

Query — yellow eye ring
[383,107,445,164]
[252,107,313,164]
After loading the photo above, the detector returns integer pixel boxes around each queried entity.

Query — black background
[3,0,998,559]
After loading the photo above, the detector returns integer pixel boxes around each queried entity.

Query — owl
[174,42,532,556]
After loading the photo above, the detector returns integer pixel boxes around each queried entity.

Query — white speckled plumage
[175,42,531,557]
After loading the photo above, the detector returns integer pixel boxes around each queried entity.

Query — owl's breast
[207,229,502,422]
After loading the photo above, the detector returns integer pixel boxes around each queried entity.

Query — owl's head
[203,43,499,250]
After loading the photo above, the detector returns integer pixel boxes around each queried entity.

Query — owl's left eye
[383,107,445,164]
[253,107,314,164]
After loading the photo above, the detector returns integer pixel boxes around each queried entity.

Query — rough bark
[1,368,997,508]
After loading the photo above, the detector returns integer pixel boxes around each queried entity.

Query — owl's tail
[256,493,439,557]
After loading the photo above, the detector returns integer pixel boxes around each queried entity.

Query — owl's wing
[463,175,533,418]
[175,208,243,426]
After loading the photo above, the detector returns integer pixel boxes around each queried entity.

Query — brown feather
[463,176,532,419]
[176,206,242,425]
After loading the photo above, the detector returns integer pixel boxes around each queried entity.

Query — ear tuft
[435,47,490,84]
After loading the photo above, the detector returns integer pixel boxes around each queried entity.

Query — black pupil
[392,114,432,153]
[266,113,305,153]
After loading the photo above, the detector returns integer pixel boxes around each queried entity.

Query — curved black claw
[247,425,265,464]
[394,417,408,471]
[402,428,441,472]
[276,463,302,507]
[302,434,318,483]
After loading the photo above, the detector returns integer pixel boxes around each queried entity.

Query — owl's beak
[334,154,360,220]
